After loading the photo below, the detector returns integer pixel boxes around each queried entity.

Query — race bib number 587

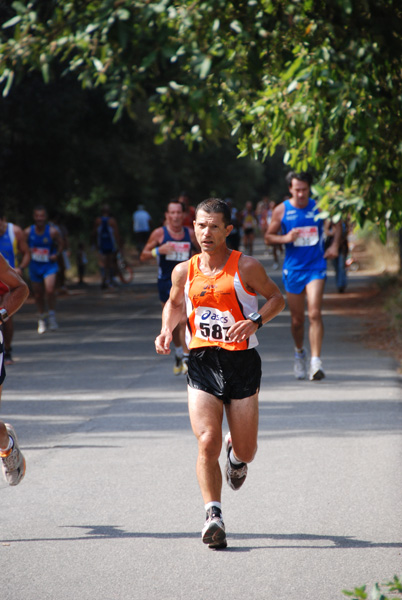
[194,307,236,343]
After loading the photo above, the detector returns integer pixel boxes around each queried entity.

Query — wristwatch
[247,312,263,329]
[0,308,9,323]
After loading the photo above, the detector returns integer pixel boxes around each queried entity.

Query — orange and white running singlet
[184,250,259,351]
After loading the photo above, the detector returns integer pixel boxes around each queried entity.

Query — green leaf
[230,20,242,33]
[199,57,212,80]
[2,15,21,29]
[2,70,14,97]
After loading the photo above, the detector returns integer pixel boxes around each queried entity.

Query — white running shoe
[294,350,307,380]
[0,424,26,486]
[201,507,227,549]
[309,359,325,381]
[224,432,248,491]
[48,314,58,331]
[181,355,189,375]
[173,355,182,375]
[37,318,47,335]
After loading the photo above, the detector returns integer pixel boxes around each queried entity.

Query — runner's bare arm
[264,203,297,245]
[140,228,163,262]
[227,256,285,343]
[140,228,177,261]
[50,227,64,261]
[323,220,341,259]
[155,261,188,354]
[14,226,30,272]
[0,255,29,316]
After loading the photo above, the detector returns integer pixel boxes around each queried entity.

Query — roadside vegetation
[343,574,402,599]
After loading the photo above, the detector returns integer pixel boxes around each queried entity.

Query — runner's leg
[305,278,325,357]
[43,272,58,311]
[188,387,224,505]
[225,392,259,464]
[286,290,306,350]
[31,281,46,314]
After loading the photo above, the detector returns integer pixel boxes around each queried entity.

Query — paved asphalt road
[0,245,401,600]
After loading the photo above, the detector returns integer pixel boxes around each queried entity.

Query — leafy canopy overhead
[1,0,402,234]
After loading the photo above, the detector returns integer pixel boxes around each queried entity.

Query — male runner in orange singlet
[155,198,285,549]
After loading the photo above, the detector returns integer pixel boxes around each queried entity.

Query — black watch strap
[247,312,263,329]
[0,308,9,323]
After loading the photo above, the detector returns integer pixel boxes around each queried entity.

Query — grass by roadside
[324,274,402,373]
[367,274,402,371]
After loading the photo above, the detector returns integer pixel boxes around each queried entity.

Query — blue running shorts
[187,346,262,404]
[283,269,327,295]
[29,261,59,283]
[157,278,172,304]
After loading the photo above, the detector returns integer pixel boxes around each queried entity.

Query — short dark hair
[33,205,47,214]
[286,171,313,188]
[166,200,184,212]
[195,198,231,227]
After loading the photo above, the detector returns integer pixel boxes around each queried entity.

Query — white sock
[311,356,321,365]
[229,449,244,466]
[175,346,183,359]
[205,501,222,512]
[0,436,13,453]
[295,347,305,354]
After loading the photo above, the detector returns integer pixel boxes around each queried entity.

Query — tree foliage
[1,0,401,236]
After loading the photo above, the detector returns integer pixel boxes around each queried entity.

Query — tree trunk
[399,229,402,273]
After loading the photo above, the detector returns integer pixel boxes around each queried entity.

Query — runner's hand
[227,319,258,343]
[155,331,173,354]
[324,243,339,259]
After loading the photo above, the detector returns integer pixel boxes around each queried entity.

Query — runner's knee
[197,430,222,461]
[233,440,258,464]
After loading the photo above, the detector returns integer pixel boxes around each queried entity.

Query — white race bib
[31,247,50,262]
[166,241,191,262]
[194,307,236,343]
[293,226,319,247]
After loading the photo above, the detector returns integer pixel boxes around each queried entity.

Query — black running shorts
[187,346,262,404]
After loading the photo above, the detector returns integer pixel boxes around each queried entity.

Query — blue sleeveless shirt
[158,226,192,281]
[28,224,57,263]
[0,223,17,267]
[281,199,326,271]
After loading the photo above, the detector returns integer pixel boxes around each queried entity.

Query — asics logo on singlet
[201,310,229,324]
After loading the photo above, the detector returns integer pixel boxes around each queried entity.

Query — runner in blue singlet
[265,172,341,381]
[0,214,30,363]
[93,204,121,289]
[141,200,199,375]
[24,206,63,334]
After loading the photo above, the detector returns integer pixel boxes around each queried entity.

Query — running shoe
[173,355,182,375]
[4,348,14,366]
[201,506,227,549]
[309,359,325,381]
[0,424,26,486]
[48,313,58,331]
[294,350,307,380]
[37,317,47,335]
[224,432,248,491]
[181,355,189,375]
